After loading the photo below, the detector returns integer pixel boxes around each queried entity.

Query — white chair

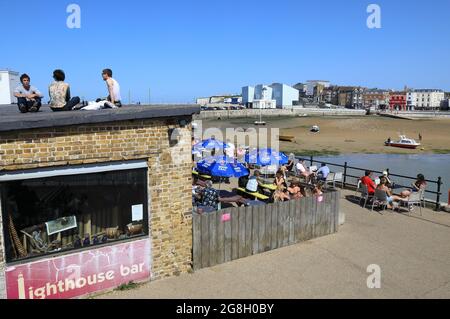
[355,180,362,197]
[371,189,389,214]
[403,191,423,216]
[359,184,374,208]
[309,166,318,174]
[333,172,344,188]
[324,173,336,189]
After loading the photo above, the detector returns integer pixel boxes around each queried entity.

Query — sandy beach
[200,115,450,156]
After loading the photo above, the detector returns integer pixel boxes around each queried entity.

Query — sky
[1,0,449,103]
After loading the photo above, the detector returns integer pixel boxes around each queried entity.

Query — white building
[306,80,331,96]
[252,86,276,109]
[242,83,299,108]
[407,89,445,110]
[0,70,20,105]
[270,83,299,108]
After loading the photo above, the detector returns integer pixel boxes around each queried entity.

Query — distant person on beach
[360,171,376,195]
[419,133,423,142]
[100,68,122,107]
[14,74,43,113]
[48,69,81,112]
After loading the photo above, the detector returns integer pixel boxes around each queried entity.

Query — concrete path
[98,190,450,299]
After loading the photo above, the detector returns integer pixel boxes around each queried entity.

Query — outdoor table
[261,183,277,192]
[246,200,266,207]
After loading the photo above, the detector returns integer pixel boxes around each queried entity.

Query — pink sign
[221,213,231,222]
[5,238,151,299]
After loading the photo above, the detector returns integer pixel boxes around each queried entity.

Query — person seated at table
[192,184,204,206]
[245,170,263,193]
[281,154,296,175]
[316,163,330,181]
[296,160,312,182]
[49,69,81,112]
[287,178,304,200]
[14,73,43,113]
[377,177,402,209]
[238,173,250,189]
[378,170,394,188]
[273,172,290,202]
[361,171,376,195]
[312,183,324,197]
[200,181,220,210]
[400,174,427,198]
[219,194,249,207]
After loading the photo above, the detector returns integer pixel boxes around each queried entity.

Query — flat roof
[0,104,200,133]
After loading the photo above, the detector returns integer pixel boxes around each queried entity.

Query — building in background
[196,94,241,106]
[242,83,298,108]
[0,70,20,105]
[293,83,307,98]
[389,91,407,111]
[270,83,299,108]
[363,89,390,109]
[406,89,445,110]
[306,80,330,97]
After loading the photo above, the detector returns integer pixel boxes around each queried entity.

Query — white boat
[310,125,320,133]
[385,135,421,149]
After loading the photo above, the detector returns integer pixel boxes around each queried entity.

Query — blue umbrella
[197,156,249,178]
[245,148,289,166]
[194,138,228,151]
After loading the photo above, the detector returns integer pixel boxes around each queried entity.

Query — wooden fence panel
[193,191,340,270]
[252,205,259,254]
[224,208,232,263]
[193,213,202,271]
[270,203,278,250]
[231,207,239,261]
[201,213,210,269]
[244,206,253,258]
[216,211,225,265]
[238,207,246,259]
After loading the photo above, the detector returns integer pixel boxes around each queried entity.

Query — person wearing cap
[379,170,394,188]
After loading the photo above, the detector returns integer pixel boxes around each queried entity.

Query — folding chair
[404,191,423,216]
[371,189,389,214]
[359,184,374,208]
[354,180,362,197]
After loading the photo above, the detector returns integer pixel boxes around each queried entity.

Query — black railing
[296,156,443,211]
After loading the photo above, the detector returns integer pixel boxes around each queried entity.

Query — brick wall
[0,118,194,288]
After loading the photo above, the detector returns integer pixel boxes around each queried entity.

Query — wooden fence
[193,190,340,270]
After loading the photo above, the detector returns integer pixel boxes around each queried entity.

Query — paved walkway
[98,190,450,299]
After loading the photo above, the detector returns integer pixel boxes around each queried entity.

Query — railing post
[343,162,348,188]
[436,176,442,211]
[310,156,314,167]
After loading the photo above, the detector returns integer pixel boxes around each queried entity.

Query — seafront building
[305,80,331,97]
[0,70,20,105]
[406,89,445,110]
[389,91,407,111]
[242,83,299,108]
[363,89,390,109]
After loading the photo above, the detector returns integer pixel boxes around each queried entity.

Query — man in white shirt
[14,74,43,113]
[101,68,122,107]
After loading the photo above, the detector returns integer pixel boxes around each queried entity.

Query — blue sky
[1,0,449,103]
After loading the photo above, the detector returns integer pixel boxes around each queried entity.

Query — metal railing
[296,156,443,211]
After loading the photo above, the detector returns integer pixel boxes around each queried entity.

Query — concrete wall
[194,108,367,120]
[0,71,20,105]
[0,118,194,298]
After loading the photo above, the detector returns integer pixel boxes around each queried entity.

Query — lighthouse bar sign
[5,238,151,299]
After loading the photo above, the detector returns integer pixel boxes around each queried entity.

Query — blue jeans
[17,97,42,113]
[51,97,81,112]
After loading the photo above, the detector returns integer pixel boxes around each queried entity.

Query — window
[1,164,148,263]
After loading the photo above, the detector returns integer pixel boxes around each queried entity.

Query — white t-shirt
[296,162,306,173]
[246,177,258,192]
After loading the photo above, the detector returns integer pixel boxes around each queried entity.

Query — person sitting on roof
[48,69,81,112]
[14,73,43,113]
[361,170,377,195]
[98,68,122,108]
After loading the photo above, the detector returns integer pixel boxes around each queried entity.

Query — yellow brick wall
[0,118,193,281]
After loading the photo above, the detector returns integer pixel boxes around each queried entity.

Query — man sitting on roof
[361,170,376,195]
[14,74,43,113]
[100,68,122,108]
[49,69,81,112]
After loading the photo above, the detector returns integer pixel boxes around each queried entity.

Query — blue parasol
[245,148,289,166]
